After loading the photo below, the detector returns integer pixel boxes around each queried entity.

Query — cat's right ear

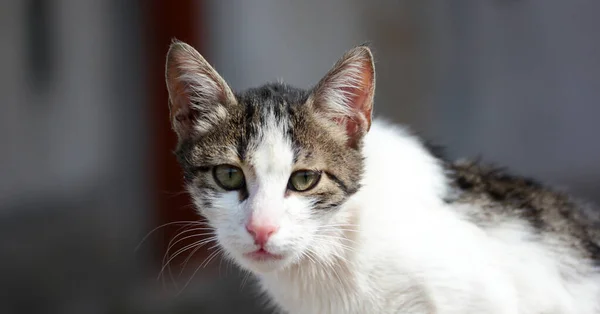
[165,40,236,141]
[307,45,375,149]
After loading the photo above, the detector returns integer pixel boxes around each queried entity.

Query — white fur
[180,71,230,134]
[309,47,373,124]
[195,119,600,314]
[318,62,365,119]
[167,42,234,134]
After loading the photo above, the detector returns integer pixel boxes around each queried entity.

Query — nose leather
[246,221,279,246]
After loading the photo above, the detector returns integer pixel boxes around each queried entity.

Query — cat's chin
[240,256,290,273]
[232,249,295,273]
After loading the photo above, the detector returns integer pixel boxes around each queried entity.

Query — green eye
[213,165,245,190]
[288,170,321,192]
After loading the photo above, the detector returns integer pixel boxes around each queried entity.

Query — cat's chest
[259,271,374,314]
[259,274,434,314]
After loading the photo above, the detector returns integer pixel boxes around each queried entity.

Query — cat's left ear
[308,45,375,148]
[165,40,236,141]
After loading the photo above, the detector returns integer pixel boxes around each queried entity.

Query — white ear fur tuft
[165,40,236,140]
[309,46,375,148]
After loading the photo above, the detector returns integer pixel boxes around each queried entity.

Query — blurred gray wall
[1,1,147,211]
[426,0,600,197]
[0,1,151,313]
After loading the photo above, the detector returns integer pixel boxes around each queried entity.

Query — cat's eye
[288,170,321,192]
[213,165,245,190]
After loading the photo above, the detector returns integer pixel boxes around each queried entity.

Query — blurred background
[1,0,599,313]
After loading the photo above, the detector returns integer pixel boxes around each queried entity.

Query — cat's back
[448,160,600,264]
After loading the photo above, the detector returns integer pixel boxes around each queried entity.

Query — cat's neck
[359,120,448,209]
[260,236,363,312]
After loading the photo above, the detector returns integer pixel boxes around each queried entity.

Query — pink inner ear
[337,62,374,148]
[167,70,201,137]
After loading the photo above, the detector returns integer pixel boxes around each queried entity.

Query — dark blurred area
[1,1,598,313]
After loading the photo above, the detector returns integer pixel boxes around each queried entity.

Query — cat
[164,40,600,314]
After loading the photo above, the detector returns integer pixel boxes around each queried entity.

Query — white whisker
[159,237,216,282]
[135,220,206,252]
[176,247,224,296]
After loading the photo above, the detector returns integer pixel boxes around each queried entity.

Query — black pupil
[302,172,309,183]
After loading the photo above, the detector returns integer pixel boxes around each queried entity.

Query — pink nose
[246,221,279,246]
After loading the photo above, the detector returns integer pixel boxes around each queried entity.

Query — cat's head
[165,40,375,273]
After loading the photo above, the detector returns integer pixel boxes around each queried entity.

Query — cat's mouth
[244,248,284,262]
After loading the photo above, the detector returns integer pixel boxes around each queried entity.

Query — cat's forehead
[234,83,308,161]
[236,83,308,108]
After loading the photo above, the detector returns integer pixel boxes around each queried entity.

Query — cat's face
[165,41,375,273]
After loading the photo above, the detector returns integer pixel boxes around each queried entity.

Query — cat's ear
[308,45,375,148]
[165,40,236,141]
